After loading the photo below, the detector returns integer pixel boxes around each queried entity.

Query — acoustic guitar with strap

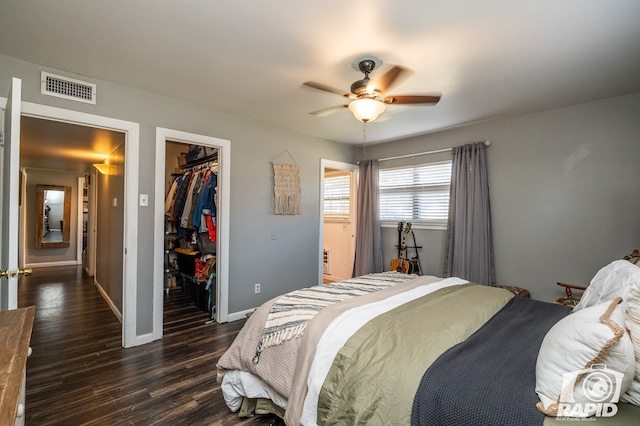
[390,221,411,273]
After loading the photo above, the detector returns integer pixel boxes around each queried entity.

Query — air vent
[41,72,96,104]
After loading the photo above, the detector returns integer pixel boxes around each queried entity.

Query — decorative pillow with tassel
[535,297,635,417]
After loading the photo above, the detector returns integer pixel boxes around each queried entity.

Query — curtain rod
[378,140,490,162]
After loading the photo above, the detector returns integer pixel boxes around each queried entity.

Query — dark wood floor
[18,266,280,425]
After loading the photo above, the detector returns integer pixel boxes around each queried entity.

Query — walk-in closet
[164,140,219,321]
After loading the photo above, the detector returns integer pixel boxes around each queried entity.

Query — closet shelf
[180,153,218,170]
[175,248,199,256]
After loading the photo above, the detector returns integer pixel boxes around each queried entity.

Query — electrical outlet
[254,283,261,294]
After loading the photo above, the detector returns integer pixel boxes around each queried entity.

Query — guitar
[390,221,411,273]
[407,229,423,275]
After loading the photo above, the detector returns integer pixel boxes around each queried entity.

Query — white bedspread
[221,370,288,412]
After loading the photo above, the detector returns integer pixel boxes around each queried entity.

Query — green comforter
[316,283,514,425]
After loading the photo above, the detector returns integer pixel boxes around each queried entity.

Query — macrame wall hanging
[272,150,301,215]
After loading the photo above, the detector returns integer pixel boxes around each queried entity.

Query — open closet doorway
[319,159,358,284]
[153,128,230,340]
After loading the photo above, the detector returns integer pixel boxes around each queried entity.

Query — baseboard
[228,308,256,322]
[93,279,123,323]
[26,260,80,268]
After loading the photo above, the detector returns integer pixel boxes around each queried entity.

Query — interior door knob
[0,268,32,279]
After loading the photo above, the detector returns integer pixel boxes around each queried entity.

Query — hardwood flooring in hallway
[17,266,280,425]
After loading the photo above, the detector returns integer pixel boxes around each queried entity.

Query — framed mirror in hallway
[34,185,71,248]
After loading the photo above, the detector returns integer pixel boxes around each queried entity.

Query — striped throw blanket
[253,272,416,363]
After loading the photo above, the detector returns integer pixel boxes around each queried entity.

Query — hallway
[17,265,273,425]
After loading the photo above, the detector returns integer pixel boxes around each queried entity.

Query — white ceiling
[2,0,640,152]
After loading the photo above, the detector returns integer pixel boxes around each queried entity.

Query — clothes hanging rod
[378,140,490,162]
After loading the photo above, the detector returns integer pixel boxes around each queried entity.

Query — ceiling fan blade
[303,81,352,98]
[371,65,409,94]
[309,104,348,117]
[383,95,441,105]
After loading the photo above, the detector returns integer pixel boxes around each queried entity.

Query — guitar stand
[392,222,424,275]
[393,245,423,275]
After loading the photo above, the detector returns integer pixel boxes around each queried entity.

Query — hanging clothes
[180,171,203,228]
[192,168,218,229]
[164,161,219,243]
[164,177,180,215]
[170,171,194,220]
[205,215,217,242]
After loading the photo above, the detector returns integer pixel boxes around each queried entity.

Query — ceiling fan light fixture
[348,98,385,123]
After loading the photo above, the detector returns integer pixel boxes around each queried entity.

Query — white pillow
[621,282,640,406]
[573,260,640,312]
[536,298,635,417]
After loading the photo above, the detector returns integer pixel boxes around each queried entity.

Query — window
[379,161,452,229]
[324,171,351,220]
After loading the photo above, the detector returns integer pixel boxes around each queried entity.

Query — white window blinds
[324,173,351,219]
[379,161,452,229]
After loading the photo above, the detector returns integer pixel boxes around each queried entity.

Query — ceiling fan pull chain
[362,121,367,161]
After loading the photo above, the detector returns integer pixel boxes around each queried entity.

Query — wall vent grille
[41,72,96,104]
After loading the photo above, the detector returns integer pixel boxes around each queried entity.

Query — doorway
[163,140,217,322]
[319,159,358,284]
[2,97,141,347]
[153,127,230,340]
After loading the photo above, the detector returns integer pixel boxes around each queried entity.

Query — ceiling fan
[303,56,441,123]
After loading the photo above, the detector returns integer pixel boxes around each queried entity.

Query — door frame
[77,176,85,266]
[153,127,230,339]
[1,96,141,347]
[318,159,358,284]
[0,78,22,310]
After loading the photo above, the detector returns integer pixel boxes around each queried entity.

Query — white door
[1,78,23,310]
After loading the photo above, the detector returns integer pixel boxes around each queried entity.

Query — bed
[216,263,640,425]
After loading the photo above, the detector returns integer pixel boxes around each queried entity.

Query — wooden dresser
[0,306,35,426]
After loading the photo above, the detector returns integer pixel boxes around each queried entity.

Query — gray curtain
[443,142,495,285]
[353,160,384,276]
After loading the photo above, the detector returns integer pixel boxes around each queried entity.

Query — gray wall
[25,169,83,265]
[365,92,640,302]
[95,144,125,312]
[0,54,356,333]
